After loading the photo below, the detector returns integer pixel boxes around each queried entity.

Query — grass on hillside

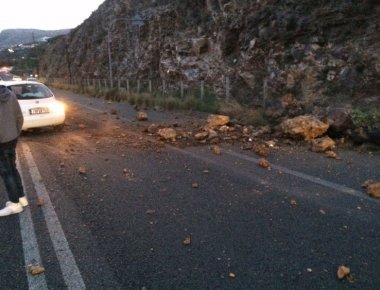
[49,81,270,127]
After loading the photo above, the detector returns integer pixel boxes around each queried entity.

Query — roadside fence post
[201,80,205,101]
[180,81,184,98]
[263,78,268,109]
[225,76,230,101]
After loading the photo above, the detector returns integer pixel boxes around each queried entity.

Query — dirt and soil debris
[137,110,380,156]
[56,100,380,200]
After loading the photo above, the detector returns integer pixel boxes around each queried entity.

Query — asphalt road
[0,89,379,290]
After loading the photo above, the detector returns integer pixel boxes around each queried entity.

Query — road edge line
[21,142,86,289]
[169,145,374,201]
[17,157,48,290]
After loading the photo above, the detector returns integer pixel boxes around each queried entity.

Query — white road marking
[224,150,371,200]
[17,159,48,290]
[21,142,86,289]
[170,146,375,202]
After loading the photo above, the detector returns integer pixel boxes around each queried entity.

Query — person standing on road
[0,85,28,216]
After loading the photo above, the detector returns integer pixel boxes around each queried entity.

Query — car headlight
[49,101,66,114]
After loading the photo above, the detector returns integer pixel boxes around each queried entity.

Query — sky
[0,0,105,32]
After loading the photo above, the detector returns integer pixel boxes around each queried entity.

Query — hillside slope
[39,0,380,113]
[0,29,70,48]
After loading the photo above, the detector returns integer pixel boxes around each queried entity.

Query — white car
[0,80,66,130]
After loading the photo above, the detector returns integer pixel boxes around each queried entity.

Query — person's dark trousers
[0,139,24,203]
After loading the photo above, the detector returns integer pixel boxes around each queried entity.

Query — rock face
[39,0,380,113]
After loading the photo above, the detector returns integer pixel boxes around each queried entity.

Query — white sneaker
[6,196,29,207]
[19,196,29,207]
[0,202,23,217]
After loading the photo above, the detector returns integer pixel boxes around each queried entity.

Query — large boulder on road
[206,114,230,129]
[325,107,353,135]
[280,115,329,140]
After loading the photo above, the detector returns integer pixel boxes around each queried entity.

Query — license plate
[30,107,49,114]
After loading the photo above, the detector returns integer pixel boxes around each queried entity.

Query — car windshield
[8,83,53,100]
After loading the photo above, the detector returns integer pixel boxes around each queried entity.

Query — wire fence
[46,77,232,102]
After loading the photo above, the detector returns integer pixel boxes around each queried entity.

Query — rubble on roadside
[337,265,351,280]
[143,113,277,155]
[141,111,377,166]
[280,115,329,140]
[325,150,341,160]
[157,128,177,141]
[310,136,336,152]
[136,111,148,121]
[258,158,271,169]
[362,180,380,198]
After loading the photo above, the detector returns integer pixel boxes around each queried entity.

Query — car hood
[0,86,12,102]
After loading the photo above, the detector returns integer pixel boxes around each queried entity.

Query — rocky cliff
[39,0,380,114]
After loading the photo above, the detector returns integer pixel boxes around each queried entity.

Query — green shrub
[135,96,143,106]
[351,108,380,130]
[128,94,137,105]
[240,108,268,127]
[105,88,118,100]
[182,96,197,110]
[219,100,268,126]
[144,96,153,107]
[165,96,181,110]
